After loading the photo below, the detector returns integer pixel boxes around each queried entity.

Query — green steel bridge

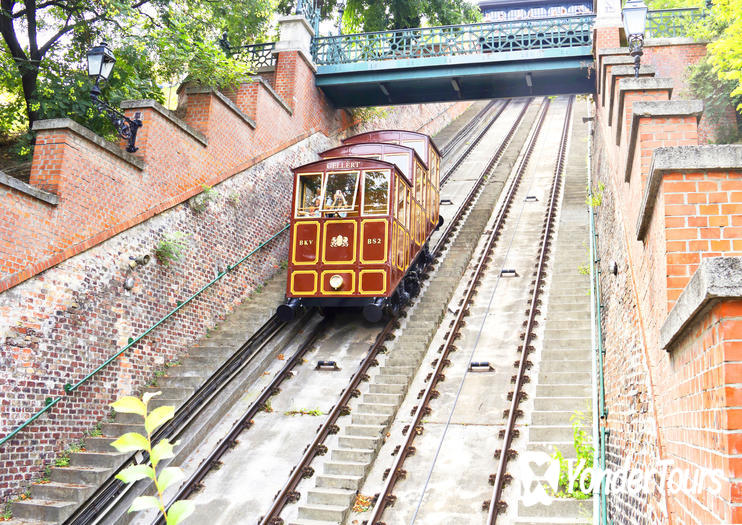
[233,7,701,106]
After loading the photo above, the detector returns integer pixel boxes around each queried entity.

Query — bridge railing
[231,42,277,71]
[646,7,705,39]
[312,15,595,66]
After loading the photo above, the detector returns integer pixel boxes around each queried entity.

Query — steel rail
[441,99,511,186]
[365,97,547,525]
[440,100,498,158]
[255,99,531,525]
[486,95,574,523]
[65,312,296,525]
[152,314,331,525]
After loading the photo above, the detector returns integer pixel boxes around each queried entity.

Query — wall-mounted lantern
[86,41,143,153]
[622,0,648,78]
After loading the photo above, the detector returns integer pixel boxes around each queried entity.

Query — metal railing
[232,42,277,70]
[0,224,290,448]
[312,14,595,65]
[296,0,321,35]
[646,7,705,38]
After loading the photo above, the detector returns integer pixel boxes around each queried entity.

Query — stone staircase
[8,273,288,525]
[286,101,541,525]
[517,101,593,524]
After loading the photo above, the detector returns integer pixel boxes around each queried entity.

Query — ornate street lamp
[622,0,648,78]
[86,41,142,153]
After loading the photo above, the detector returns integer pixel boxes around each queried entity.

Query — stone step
[30,481,93,503]
[70,450,127,468]
[527,442,578,458]
[518,498,593,518]
[49,466,111,486]
[534,397,592,411]
[289,519,336,525]
[141,386,192,399]
[83,436,116,453]
[298,503,348,522]
[316,474,363,490]
[307,487,356,507]
[357,403,397,415]
[157,375,203,389]
[377,366,415,376]
[12,498,77,523]
[544,328,591,339]
[148,397,184,410]
[538,372,591,385]
[324,460,369,477]
[531,410,591,426]
[331,448,374,463]
[345,424,385,437]
[547,296,591,307]
[374,375,410,386]
[539,349,592,361]
[529,425,574,442]
[351,413,390,426]
[362,393,402,405]
[338,435,380,450]
[369,383,406,394]
[536,384,591,397]
[101,422,143,437]
[539,360,592,373]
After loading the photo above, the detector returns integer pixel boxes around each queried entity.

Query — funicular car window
[322,171,359,214]
[383,153,410,179]
[401,140,426,162]
[296,173,323,217]
[396,177,406,227]
[362,170,390,215]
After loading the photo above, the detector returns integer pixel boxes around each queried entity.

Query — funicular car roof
[319,142,428,170]
[341,130,441,161]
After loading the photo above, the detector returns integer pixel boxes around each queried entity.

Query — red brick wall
[594,40,742,524]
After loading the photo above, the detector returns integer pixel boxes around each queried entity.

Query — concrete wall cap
[277,14,316,37]
[625,100,704,184]
[645,37,707,47]
[636,144,742,242]
[251,76,294,116]
[606,64,656,115]
[661,256,742,350]
[184,87,257,129]
[611,64,656,77]
[632,99,704,119]
[597,47,629,56]
[618,77,674,92]
[121,99,208,147]
[0,169,59,205]
[32,118,145,170]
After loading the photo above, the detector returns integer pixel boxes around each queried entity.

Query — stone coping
[0,169,58,205]
[661,256,742,350]
[607,65,656,126]
[625,100,703,186]
[252,76,294,116]
[615,77,674,145]
[185,87,257,129]
[121,99,208,147]
[645,37,707,47]
[32,118,145,170]
[637,144,741,242]
[272,45,318,74]
[600,55,634,99]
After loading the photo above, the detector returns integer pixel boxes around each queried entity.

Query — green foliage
[155,232,189,266]
[687,56,742,142]
[189,184,218,213]
[110,392,195,524]
[586,182,605,208]
[342,0,481,32]
[285,408,324,416]
[1,500,12,520]
[551,411,594,499]
[262,399,274,412]
[349,106,390,122]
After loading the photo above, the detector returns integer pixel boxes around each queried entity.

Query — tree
[0,0,273,134]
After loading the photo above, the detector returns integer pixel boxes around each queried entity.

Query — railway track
[56,99,516,525]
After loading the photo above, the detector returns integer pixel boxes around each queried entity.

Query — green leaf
[150,438,176,468]
[166,500,195,525]
[145,405,175,434]
[128,495,161,513]
[116,464,155,484]
[110,432,150,453]
[158,467,185,491]
[143,391,161,406]
[111,396,147,417]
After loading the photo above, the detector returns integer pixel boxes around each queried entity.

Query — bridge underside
[315,47,595,107]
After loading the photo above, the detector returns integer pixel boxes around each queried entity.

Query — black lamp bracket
[627,34,644,78]
[91,86,142,153]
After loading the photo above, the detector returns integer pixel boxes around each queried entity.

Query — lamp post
[86,41,143,153]
[622,0,648,78]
